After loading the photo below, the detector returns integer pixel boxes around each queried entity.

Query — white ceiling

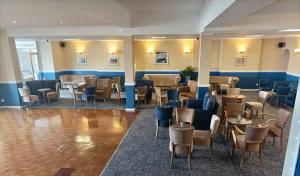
[0,0,299,38]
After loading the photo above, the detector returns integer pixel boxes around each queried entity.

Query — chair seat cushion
[193,130,210,145]
[220,84,230,89]
[95,90,104,93]
[246,102,263,110]
[193,110,212,130]
[268,126,281,137]
[165,101,180,108]
[180,92,196,99]
[236,134,246,149]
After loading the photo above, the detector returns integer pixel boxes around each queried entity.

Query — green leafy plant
[180,66,195,77]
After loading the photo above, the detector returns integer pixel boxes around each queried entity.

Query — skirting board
[125,108,136,112]
[241,89,258,91]
[0,106,22,109]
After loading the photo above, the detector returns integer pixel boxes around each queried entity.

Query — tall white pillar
[197,34,212,99]
[124,36,136,111]
[0,30,22,106]
[283,81,300,175]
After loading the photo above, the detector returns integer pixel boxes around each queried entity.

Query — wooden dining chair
[135,86,147,106]
[245,91,271,119]
[263,109,291,153]
[175,107,195,124]
[154,87,167,106]
[169,126,194,170]
[223,102,248,141]
[227,88,241,95]
[230,125,269,169]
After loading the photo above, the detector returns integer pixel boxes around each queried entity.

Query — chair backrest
[259,79,269,87]
[22,87,31,97]
[18,88,24,97]
[227,88,240,95]
[245,125,269,152]
[188,80,198,93]
[68,84,76,98]
[167,89,179,101]
[155,106,173,126]
[169,127,193,146]
[276,109,291,128]
[154,87,162,97]
[210,115,220,135]
[85,86,96,96]
[222,96,239,104]
[258,91,271,103]
[55,82,60,93]
[137,86,147,95]
[224,103,245,117]
[276,86,290,95]
[113,77,121,84]
[176,108,195,124]
[203,93,217,112]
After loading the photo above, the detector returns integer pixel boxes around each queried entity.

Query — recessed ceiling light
[246,35,264,38]
[279,29,300,32]
[57,21,64,25]
[12,20,17,24]
[151,36,166,39]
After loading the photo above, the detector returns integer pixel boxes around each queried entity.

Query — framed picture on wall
[108,56,120,66]
[155,50,168,64]
[77,56,87,64]
[234,55,247,66]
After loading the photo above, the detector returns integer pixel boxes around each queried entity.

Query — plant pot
[184,76,191,83]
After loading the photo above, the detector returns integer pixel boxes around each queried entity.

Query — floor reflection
[0,108,138,176]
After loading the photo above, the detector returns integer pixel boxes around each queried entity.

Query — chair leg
[280,136,283,154]
[272,137,276,146]
[210,140,214,160]
[155,120,159,139]
[259,147,263,165]
[170,152,174,169]
[188,147,191,170]
[240,151,245,170]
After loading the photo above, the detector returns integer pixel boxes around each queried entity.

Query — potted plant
[180,66,195,83]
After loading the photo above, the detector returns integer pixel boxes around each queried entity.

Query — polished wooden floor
[0,108,138,176]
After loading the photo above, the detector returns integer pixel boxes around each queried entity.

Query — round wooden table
[228,117,253,126]
[38,88,51,103]
[223,94,246,103]
[171,123,194,130]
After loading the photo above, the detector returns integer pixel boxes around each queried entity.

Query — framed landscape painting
[77,56,87,64]
[234,55,247,66]
[108,56,120,66]
[155,50,168,64]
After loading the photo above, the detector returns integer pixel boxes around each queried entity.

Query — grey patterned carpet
[101,91,291,176]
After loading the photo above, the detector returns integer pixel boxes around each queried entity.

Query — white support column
[283,81,300,176]
[0,30,22,106]
[124,36,136,111]
[197,34,212,99]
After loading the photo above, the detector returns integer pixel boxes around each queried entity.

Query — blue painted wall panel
[125,85,135,109]
[0,82,22,106]
[197,87,208,100]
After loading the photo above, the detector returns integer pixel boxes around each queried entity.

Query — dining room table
[223,94,246,103]
[38,88,51,103]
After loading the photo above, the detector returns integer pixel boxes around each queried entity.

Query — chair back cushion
[276,86,290,95]
[169,127,193,154]
[143,74,180,87]
[167,89,179,101]
[155,106,173,127]
[188,80,198,93]
[176,108,195,124]
[210,115,220,135]
[193,110,212,130]
[227,88,241,95]
[276,109,291,128]
[245,125,269,151]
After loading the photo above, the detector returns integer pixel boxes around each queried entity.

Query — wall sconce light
[294,48,300,53]
[76,49,83,54]
[238,48,247,54]
[147,48,154,54]
[109,47,117,55]
[184,48,191,54]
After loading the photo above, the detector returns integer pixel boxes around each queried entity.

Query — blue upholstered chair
[82,86,96,106]
[185,93,219,130]
[154,106,173,138]
[274,86,290,106]
[165,89,180,108]
[258,79,272,91]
